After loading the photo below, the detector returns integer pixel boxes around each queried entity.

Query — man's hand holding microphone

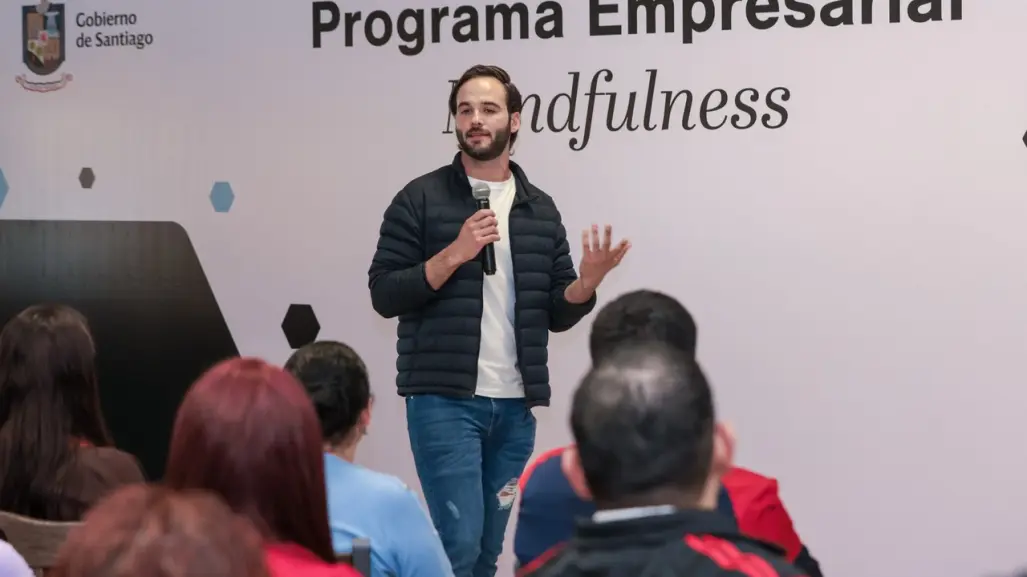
[425,208,500,290]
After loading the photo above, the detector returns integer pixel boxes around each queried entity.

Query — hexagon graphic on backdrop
[78,167,95,189]
[0,168,8,210]
[209,181,235,213]
[0,220,239,481]
[282,304,321,349]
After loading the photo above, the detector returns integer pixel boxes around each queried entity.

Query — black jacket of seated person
[517,508,809,577]
[368,153,596,407]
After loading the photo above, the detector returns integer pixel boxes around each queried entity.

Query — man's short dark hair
[448,64,523,146]
[284,340,370,445]
[571,341,715,505]
[589,289,698,364]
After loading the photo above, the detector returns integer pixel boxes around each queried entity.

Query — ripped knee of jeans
[497,477,518,510]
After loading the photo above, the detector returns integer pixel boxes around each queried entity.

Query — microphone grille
[471,183,491,200]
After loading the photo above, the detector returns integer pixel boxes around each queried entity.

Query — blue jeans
[406,394,537,577]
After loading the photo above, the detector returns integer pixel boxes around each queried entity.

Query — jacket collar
[449,152,539,204]
[574,508,769,550]
[573,508,786,557]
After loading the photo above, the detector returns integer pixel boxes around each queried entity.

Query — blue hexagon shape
[0,168,8,210]
[209,181,235,213]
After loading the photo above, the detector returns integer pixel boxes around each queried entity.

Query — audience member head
[285,340,372,461]
[562,342,734,511]
[0,303,113,519]
[588,289,698,364]
[164,357,336,563]
[50,484,269,577]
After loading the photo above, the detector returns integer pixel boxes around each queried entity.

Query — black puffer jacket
[368,153,596,407]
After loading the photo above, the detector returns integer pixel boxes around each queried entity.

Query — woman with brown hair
[0,304,144,521]
[164,356,361,577]
[50,484,269,577]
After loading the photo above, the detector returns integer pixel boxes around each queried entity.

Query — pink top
[264,543,363,577]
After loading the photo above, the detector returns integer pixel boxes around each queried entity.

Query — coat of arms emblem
[17,0,73,92]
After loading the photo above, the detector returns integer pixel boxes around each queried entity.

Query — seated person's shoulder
[521,534,806,577]
[722,466,778,496]
[76,446,147,485]
[333,464,426,520]
[722,466,803,561]
[682,534,807,576]
[721,466,784,520]
[515,542,570,577]
[265,543,362,577]
[519,446,589,522]
[357,466,414,499]
[521,447,571,494]
[325,464,453,575]
[520,446,593,515]
[515,447,594,570]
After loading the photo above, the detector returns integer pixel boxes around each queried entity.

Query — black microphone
[471,183,496,276]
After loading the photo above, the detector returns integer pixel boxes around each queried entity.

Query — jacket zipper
[509,194,528,380]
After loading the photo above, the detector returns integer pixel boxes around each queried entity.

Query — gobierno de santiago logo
[17,0,155,93]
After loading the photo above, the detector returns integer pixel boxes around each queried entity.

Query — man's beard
[457,125,511,161]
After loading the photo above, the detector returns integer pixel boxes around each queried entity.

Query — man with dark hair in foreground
[515,289,822,576]
[520,343,806,577]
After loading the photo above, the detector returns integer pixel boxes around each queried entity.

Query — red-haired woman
[164,357,361,577]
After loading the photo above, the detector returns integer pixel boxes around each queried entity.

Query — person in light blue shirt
[286,340,454,577]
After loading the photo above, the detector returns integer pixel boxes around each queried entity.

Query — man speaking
[368,64,629,577]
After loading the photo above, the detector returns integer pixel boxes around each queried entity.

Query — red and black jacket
[518,508,809,577]
[514,447,822,577]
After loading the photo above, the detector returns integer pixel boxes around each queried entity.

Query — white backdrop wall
[2,1,1025,576]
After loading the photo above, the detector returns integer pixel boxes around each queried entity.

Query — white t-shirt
[469,175,524,398]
